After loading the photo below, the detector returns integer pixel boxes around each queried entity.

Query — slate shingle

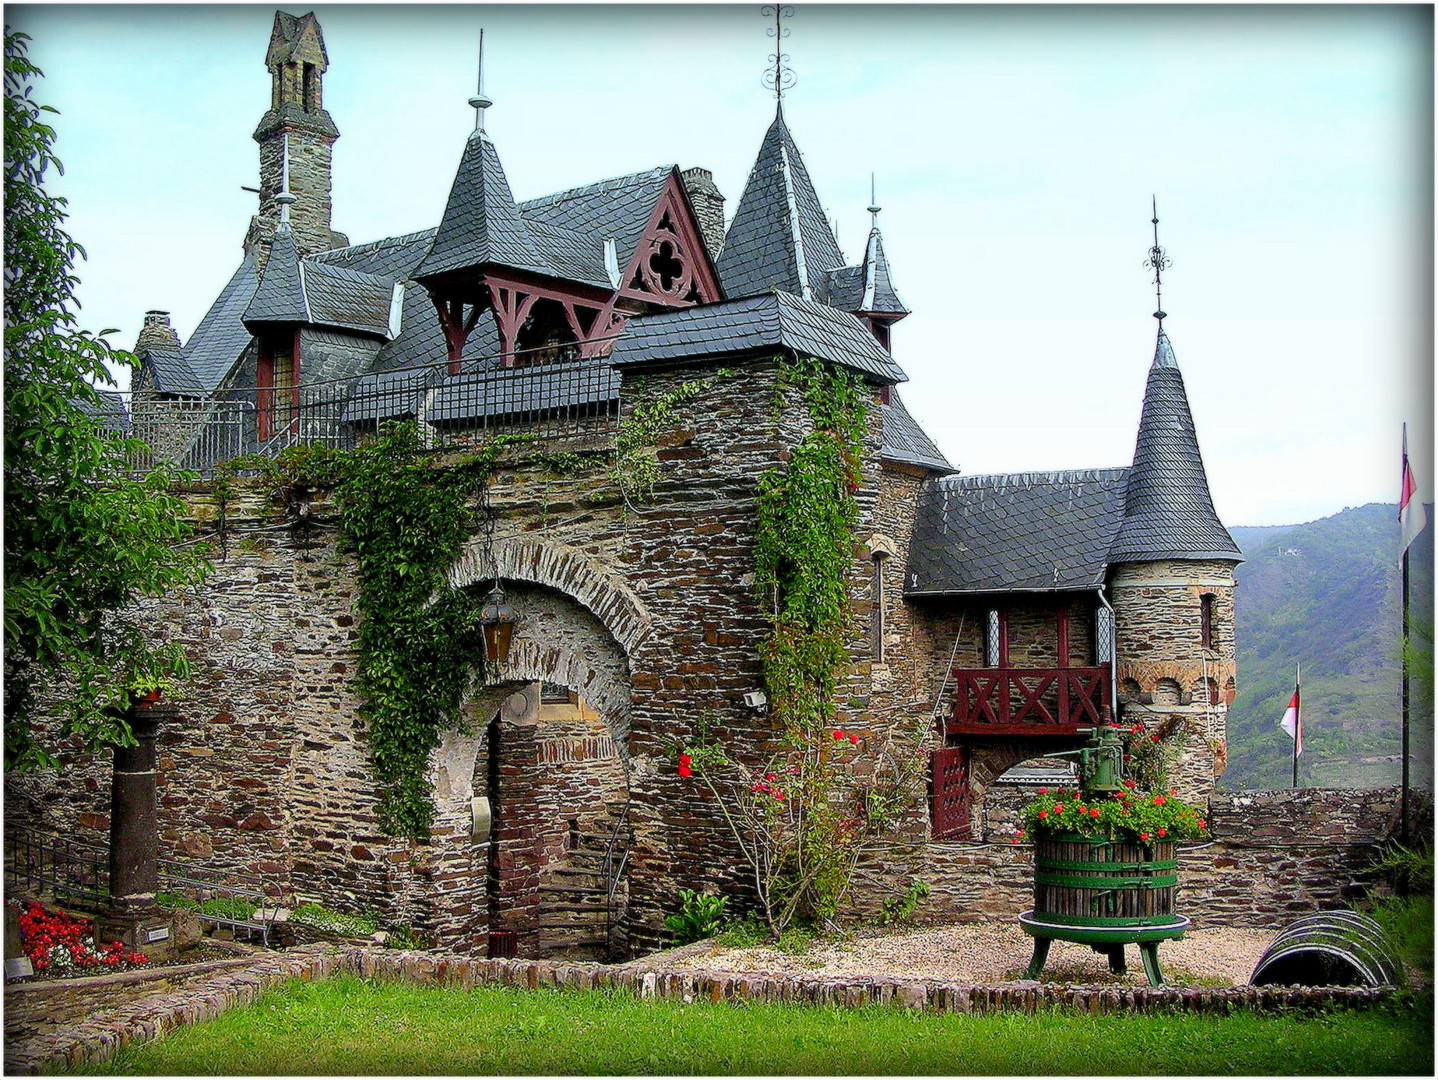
[184,255,260,392]
[881,390,951,472]
[414,130,550,279]
[608,291,907,384]
[519,167,672,278]
[141,346,205,396]
[1106,332,1243,564]
[905,468,1130,595]
[716,109,846,301]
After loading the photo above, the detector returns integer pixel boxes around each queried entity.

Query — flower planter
[1032,834,1178,929]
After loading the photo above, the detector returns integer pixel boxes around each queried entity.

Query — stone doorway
[470,682,631,961]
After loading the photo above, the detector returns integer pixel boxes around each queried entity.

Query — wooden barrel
[1033,836,1179,928]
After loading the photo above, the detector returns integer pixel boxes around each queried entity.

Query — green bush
[664,889,727,945]
[1372,842,1435,896]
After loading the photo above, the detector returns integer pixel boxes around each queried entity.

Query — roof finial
[1143,195,1171,327]
[868,173,881,231]
[275,133,296,227]
[468,29,492,134]
[761,5,795,106]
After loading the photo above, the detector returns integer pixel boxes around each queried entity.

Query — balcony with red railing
[945,664,1111,736]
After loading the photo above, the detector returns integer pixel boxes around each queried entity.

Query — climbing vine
[755,357,869,732]
[612,371,733,507]
[332,423,492,838]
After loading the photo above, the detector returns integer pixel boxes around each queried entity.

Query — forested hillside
[1222,503,1434,790]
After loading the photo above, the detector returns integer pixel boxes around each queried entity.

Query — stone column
[97,702,177,959]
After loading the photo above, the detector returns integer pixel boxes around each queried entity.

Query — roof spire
[274,133,296,228]
[1144,195,1171,328]
[762,5,795,106]
[468,29,492,134]
[868,173,881,231]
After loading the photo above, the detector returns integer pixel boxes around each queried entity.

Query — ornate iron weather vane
[1143,195,1171,326]
[761,5,796,102]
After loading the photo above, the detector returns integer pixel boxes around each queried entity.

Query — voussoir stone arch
[448,536,653,655]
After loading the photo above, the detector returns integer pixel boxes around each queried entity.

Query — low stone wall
[914,785,1431,929]
[7,943,1407,1074]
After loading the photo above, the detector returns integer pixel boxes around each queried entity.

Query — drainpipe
[1097,584,1118,721]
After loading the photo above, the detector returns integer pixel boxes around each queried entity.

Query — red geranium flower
[1038,810,1048,819]
[1140,832,1150,842]
[1157,828,1168,837]
[849,733,860,745]
[1038,787,1048,795]
[1090,808,1101,818]
[1153,795,1167,806]
[832,729,844,740]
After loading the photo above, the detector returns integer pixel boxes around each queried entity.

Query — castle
[11,11,1280,958]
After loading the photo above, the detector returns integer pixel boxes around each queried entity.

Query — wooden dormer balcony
[946,665,1111,736]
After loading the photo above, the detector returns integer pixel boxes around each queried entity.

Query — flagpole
[1402,516,1411,843]
[1293,662,1300,789]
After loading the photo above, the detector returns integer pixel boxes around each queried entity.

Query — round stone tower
[1107,329,1242,802]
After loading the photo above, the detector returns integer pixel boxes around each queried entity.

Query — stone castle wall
[1113,558,1238,801]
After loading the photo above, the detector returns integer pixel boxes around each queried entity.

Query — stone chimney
[681,167,726,262]
[245,11,349,262]
[134,310,181,354]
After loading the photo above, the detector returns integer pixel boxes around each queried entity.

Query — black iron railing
[121,356,622,476]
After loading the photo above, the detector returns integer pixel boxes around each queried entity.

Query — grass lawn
[77,976,1434,1076]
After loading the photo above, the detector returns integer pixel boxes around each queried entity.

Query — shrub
[664,889,727,945]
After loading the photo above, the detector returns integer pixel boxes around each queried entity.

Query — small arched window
[1200,593,1216,650]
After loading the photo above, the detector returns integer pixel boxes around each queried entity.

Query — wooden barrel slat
[1034,836,1177,929]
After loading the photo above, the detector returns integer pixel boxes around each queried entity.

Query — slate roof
[716,108,846,301]
[825,227,908,316]
[427,360,620,424]
[905,468,1131,596]
[301,262,396,338]
[183,255,260,392]
[140,346,205,396]
[524,220,610,289]
[608,291,907,385]
[1106,331,1243,564]
[340,367,431,423]
[78,388,131,435]
[518,167,672,280]
[414,130,550,280]
[881,390,952,472]
[243,225,309,325]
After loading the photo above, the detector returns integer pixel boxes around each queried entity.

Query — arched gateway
[426,537,649,958]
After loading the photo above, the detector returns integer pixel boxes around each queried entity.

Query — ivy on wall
[755,357,869,733]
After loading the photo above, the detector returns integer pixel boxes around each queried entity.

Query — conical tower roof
[243,222,309,325]
[1107,330,1242,564]
[415,127,549,280]
[852,224,907,315]
[716,107,845,300]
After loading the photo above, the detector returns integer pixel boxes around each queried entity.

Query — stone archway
[424,539,650,959]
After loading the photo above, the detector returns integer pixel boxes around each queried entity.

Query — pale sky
[8,3,1433,527]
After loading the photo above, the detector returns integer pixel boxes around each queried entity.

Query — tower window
[1200,593,1216,650]
[302,63,318,111]
[871,552,887,661]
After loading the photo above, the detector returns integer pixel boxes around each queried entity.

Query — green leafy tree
[4,32,208,770]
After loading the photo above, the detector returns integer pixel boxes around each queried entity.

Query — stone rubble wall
[914,785,1428,928]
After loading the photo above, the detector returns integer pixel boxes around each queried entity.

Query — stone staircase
[536,816,631,961]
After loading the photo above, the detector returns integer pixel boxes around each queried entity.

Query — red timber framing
[949,603,1110,736]
[930,746,971,840]
[425,168,723,371]
[256,327,301,443]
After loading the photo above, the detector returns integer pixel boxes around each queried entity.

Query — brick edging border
[16,944,1411,1074]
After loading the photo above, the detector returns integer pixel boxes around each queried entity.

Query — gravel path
[659,922,1276,986]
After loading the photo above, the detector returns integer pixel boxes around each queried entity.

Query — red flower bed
[10,900,148,975]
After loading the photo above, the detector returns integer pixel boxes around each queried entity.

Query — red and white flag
[1279,683,1302,756]
[1401,424,1426,559]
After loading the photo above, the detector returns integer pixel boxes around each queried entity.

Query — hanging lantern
[479,583,516,664]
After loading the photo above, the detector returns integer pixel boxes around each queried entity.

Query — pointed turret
[716,107,845,300]
[413,128,549,280]
[245,144,309,325]
[1107,330,1241,564]
[414,42,547,282]
[823,186,908,350]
